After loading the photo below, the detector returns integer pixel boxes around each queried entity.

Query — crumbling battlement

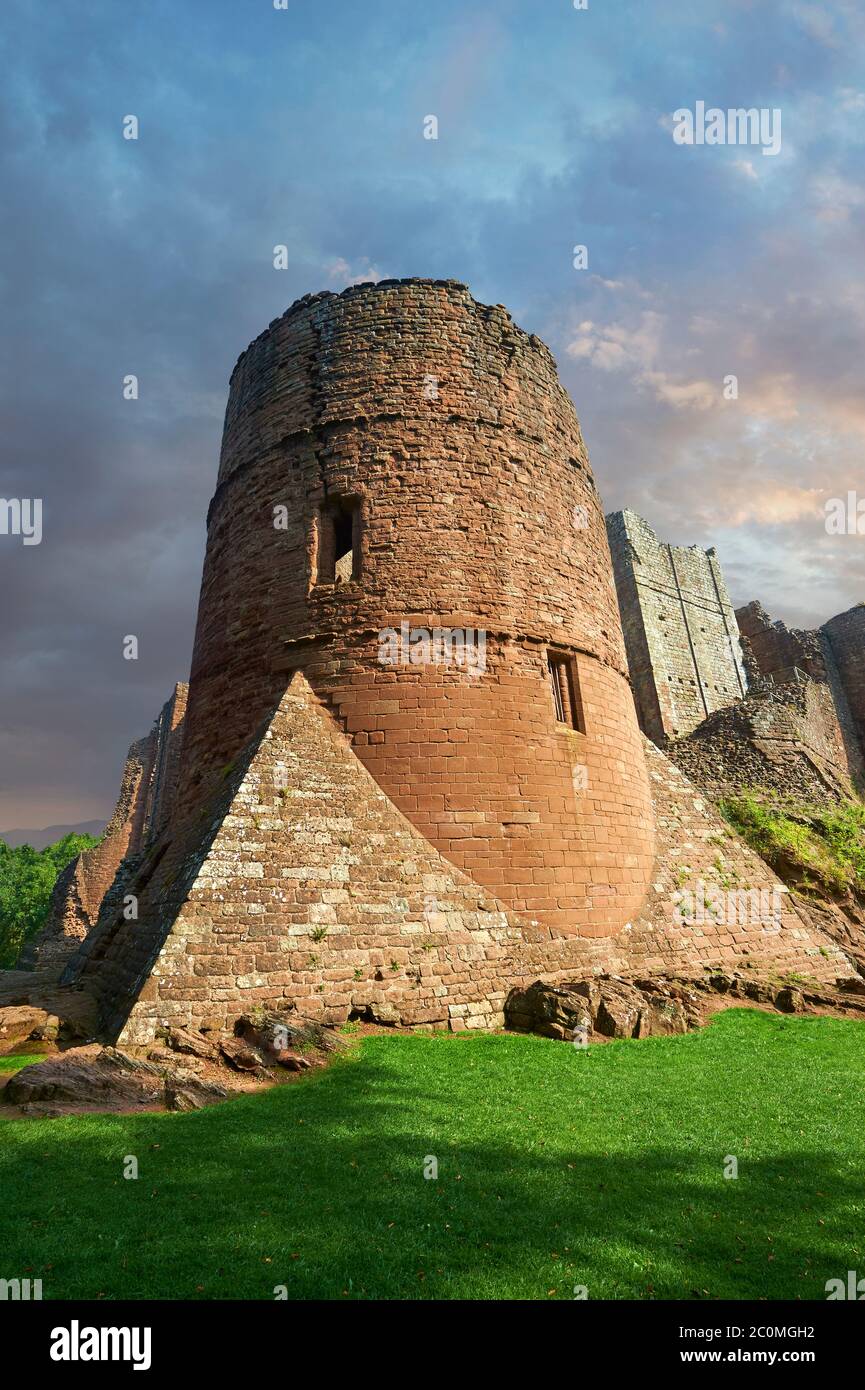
[735,601,865,793]
[736,600,827,685]
[665,675,858,805]
[21,684,188,972]
[821,605,865,766]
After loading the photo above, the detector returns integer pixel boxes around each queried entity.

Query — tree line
[0,834,99,969]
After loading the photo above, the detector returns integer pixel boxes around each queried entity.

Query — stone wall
[823,605,865,762]
[665,676,858,805]
[606,509,748,742]
[140,683,188,842]
[18,736,154,972]
[66,674,851,1048]
[735,602,864,794]
[21,685,188,971]
[630,738,851,982]
[737,600,826,684]
[607,526,865,806]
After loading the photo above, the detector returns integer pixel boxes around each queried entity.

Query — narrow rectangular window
[316,497,361,585]
[548,653,565,722]
[547,651,585,732]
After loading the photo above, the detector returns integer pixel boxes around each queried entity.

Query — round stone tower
[177,279,655,936]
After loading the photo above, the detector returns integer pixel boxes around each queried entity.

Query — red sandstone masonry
[822,605,865,766]
[22,684,188,971]
[627,740,850,980]
[666,678,860,806]
[174,279,656,935]
[115,674,539,1044]
[17,735,154,972]
[140,683,188,842]
[79,673,849,1048]
[731,601,865,796]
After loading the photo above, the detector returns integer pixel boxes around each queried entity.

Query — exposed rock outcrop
[2,1045,228,1117]
[0,1005,60,1050]
[506,969,865,1042]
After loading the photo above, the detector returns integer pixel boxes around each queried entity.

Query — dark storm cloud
[0,0,862,824]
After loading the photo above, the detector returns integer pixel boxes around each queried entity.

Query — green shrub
[720,792,865,897]
[0,832,100,969]
[814,801,865,890]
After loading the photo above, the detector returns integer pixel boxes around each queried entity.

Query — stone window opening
[316,497,361,585]
[547,651,585,732]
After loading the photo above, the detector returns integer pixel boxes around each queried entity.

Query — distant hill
[0,820,107,850]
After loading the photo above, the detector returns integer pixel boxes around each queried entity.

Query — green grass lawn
[0,1053,45,1073]
[1,1009,863,1301]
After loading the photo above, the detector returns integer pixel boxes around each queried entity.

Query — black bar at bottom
[2,1297,857,1374]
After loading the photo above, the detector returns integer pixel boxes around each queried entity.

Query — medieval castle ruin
[606,509,865,805]
[19,280,863,1044]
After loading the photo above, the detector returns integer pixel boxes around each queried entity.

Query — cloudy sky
[1,0,863,829]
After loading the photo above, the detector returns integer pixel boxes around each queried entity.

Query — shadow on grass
[1,1021,863,1301]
